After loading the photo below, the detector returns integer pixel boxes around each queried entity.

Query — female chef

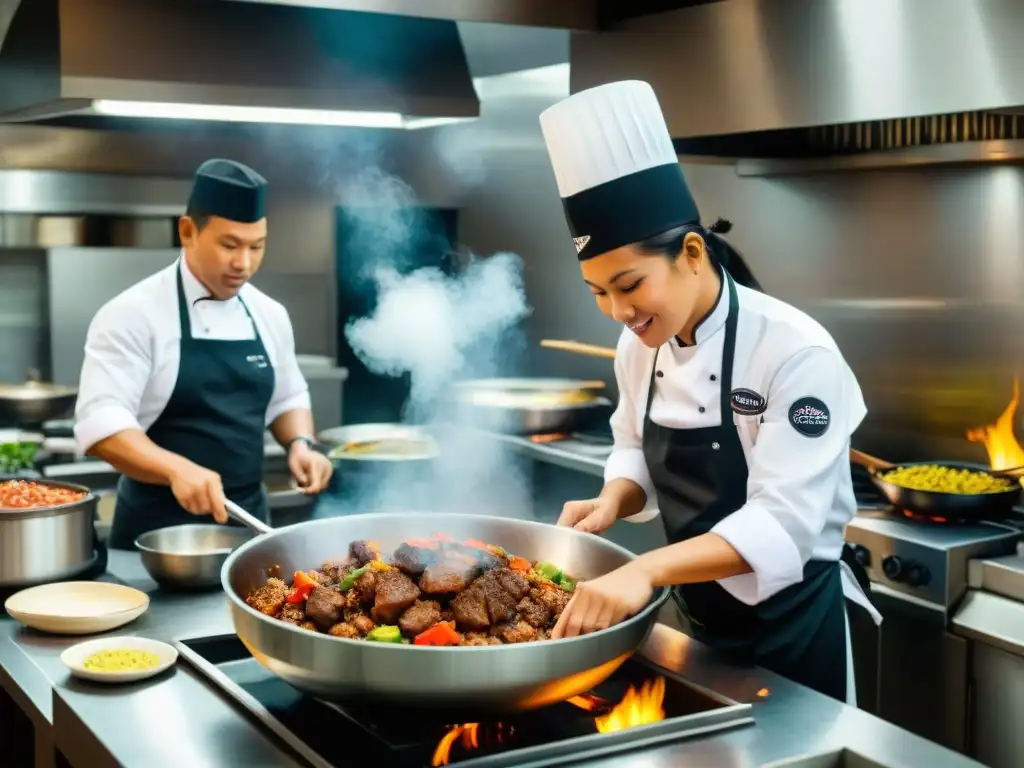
[539,81,880,704]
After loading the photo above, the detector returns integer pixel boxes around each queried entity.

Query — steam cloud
[294,132,537,519]
[346,253,529,408]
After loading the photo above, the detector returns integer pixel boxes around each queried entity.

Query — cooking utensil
[220,503,671,712]
[540,339,617,360]
[316,423,438,461]
[4,581,149,634]
[0,369,77,427]
[0,477,101,587]
[451,378,613,435]
[850,448,1024,521]
[135,524,254,590]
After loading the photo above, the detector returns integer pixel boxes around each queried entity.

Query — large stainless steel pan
[451,378,613,435]
[221,506,670,712]
[0,369,77,427]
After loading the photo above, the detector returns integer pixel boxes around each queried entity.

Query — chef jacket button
[698,406,706,413]
[712,442,720,450]
[656,371,664,378]
[710,374,717,381]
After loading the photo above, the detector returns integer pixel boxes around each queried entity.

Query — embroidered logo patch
[572,235,591,254]
[788,397,830,437]
[730,388,767,416]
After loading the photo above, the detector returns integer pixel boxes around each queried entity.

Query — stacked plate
[4,581,149,634]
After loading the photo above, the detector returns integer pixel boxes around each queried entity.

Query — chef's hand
[169,462,228,523]
[288,441,333,494]
[551,561,654,639]
[558,497,619,533]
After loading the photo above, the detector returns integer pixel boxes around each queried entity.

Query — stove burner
[900,508,954,525]
[176,635,753,768]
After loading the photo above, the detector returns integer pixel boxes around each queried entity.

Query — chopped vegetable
[339,565,370,591]
[533,562,562,583]
[368,560,392,573]
[285,570,319,603]
[557,574,576,592]
[508,555,532,573]
[413,621,461,646]
[365,625,403,643]
[462,538,490,551]
[486,544,506,557]
[406,538,440,549]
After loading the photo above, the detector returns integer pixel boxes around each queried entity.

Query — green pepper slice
[338,565,370,591]
[365,625,403,643]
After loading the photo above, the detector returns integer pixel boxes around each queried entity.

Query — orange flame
[432,723,479,766]
[757,688,771,698]
[593,677,666,733]
[966,377,1024,470]
[529,433,570,444]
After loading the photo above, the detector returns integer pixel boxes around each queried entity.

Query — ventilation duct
[572,0,1024,149]
[0,0,480,129]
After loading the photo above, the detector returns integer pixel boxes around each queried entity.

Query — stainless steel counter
[0,550,985,768]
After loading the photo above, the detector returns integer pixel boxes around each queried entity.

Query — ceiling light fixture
[91,100,472,130]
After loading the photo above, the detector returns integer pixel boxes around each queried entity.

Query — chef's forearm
[270,408,315,447]
[601,478,647,519]
[89,429,192,485]
[632,533,753,587]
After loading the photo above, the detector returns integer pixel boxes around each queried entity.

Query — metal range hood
[0,0,480,129]
[570,0,1024,170]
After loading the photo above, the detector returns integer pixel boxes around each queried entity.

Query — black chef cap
[187,159,267,224]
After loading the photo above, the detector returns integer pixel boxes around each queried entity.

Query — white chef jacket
[607,274,881,623]
[74,257,311,453]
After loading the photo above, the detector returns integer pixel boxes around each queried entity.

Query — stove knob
[907,564,931,587]
[853,545,871,568]
[882,555,904,581]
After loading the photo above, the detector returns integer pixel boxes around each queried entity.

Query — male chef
[74,158,333,549]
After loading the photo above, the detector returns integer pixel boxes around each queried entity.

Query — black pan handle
[990,465,1024,480]
[849,448,897,474]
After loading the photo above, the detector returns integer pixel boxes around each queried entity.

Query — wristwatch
[287,436,317,452]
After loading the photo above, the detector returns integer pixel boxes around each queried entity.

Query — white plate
[4,581,149,635]
[60,636,177,683]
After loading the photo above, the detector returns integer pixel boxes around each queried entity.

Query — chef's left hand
[551,561,654,639]
[288,442,333,494]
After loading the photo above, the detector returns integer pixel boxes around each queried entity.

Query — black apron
[642,270,849,702]
[109,266,275,550]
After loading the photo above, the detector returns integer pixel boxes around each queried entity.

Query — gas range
[176,634,753,768]
[845,511,1020,611]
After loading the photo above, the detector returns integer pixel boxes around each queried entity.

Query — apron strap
[174,263,193,338]
[718,270,740,417]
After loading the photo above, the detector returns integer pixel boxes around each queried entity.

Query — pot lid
[0,369,77,400]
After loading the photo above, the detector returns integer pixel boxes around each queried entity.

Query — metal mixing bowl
[136,524,254,590]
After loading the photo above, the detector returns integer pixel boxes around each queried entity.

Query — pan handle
[540,339,617,360]
[849,448,897,473]
[990,465,1024,480]
[225,500,273,535]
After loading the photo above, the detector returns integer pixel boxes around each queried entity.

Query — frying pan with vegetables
[850,448,1024,522]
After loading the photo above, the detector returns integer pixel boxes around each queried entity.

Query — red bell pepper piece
[285,570,319,603]
[413,621,461,646]
[405,538,440,549]
[462,538,491,551]
[508,555,532,573]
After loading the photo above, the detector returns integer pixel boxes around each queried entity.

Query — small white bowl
[60,636,178,683]
[4,581,149,635]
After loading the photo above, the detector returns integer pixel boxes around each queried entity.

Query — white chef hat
[539,80,699,260]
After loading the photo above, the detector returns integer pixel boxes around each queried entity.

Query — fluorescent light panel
[92,100,472,130]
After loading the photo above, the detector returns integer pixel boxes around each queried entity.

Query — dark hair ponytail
[637,218,763,292]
